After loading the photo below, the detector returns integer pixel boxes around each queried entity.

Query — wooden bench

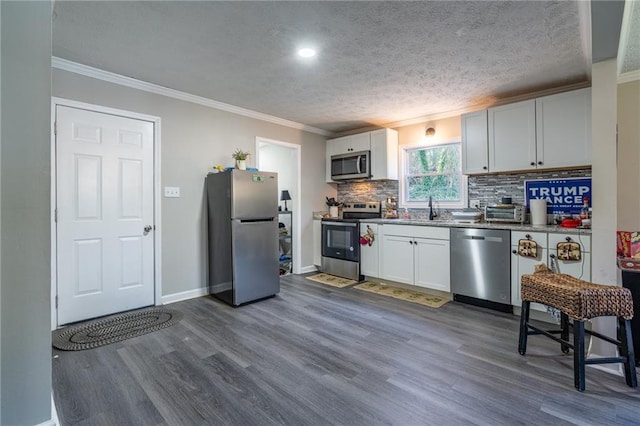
[518,269,637,392]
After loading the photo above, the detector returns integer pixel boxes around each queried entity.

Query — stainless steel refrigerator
[206,170,280,306]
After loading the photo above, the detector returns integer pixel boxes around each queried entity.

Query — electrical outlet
[470,199,481,209]
[164,186,180,198]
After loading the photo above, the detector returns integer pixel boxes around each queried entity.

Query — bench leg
[560,312,570,354]
[619,318,638,388]
[573,320,586,392]
[519,301,530,355]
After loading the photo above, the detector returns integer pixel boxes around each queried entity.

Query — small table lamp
[280,190,291,211]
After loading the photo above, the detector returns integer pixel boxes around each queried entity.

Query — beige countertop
[359,218,592,235]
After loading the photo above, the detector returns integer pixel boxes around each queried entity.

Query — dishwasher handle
[460,235,504,243]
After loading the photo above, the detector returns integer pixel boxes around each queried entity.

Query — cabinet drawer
[511,231,547,249]
[381,224,449,240]
[548,233,590,252]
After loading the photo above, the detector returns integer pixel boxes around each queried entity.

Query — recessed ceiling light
[297,48,316,58]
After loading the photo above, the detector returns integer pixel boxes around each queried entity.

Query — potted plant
[232,149,250,170]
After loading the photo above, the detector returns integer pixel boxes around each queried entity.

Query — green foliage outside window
[405,143,462,202]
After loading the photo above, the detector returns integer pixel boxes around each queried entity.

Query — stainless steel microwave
[331,150,370,181]
[484,204,526,223]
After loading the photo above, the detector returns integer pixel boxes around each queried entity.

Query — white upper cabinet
[535,88,591,169]
[329,133,371,156]
[326,128,398,182]
[461,110,489,174]
[488,99,537,173]
[464,88,592,174]
[370,128,398,180]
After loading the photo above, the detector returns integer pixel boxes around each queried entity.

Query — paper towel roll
[530,199,548,225]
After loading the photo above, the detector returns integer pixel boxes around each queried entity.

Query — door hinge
[54,208,58,222]
[55,295,58,308]
[54,121,57,136]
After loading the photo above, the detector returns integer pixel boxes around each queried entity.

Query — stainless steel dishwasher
[450,227,512,312]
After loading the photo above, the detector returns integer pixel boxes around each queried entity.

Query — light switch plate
[164,187,180,198]
[470,199,481,209]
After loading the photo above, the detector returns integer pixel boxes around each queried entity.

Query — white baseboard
[49,392,59,426]
[161,287,209,305]
[299,265,320,274]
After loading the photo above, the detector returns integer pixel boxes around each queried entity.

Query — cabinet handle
[530,162,535,166]
[550,254,556,259]
[566,237,572,242]
[538,161,543,165]
[483,166,488,170]
[512,249,517,254]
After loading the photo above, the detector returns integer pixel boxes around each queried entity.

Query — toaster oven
[484,204,526,223]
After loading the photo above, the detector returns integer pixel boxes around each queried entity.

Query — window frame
[399,140,468,209]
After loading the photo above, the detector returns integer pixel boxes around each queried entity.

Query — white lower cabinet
[380,234,414,284]
[313,219,322,267]
[360,223,380,277]
[511,231,548,312]
[511,231,591,312]
[548,233,591,282]
[414,238,450,292]
[380,225,450,292]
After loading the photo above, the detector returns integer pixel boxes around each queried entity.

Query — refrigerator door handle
[236,218,275,223]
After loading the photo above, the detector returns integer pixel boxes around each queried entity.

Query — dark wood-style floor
[53,274,640,425]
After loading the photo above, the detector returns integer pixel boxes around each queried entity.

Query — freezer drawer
[231,219,280,305]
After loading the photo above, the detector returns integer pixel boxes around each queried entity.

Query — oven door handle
[323,221,358,227]
[356,155,361,174]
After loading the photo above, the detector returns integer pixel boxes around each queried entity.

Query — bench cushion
[521,271,634,320]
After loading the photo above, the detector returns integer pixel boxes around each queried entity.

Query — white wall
[590,58,619,360]
[617,80,640,230]
[1,1,53,424]
[53,69,331,295]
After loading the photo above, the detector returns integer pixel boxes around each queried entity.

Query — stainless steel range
[321,201,381,281]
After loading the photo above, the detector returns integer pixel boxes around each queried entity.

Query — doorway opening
[256,137,301,274]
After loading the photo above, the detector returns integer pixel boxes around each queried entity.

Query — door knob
[143,225,153,235]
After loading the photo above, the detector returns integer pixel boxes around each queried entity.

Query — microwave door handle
[356,155,361,174]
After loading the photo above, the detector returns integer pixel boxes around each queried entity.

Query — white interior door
[56,105,155,325]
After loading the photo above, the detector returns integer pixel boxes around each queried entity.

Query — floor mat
[52,307,183,351]
[306,273,357,288]
[354,282,449,308]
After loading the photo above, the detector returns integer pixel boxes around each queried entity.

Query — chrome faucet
[429,196,437,220]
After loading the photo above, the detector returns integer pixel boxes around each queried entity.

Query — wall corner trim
[618,70,640,84]
[51,57,333,137]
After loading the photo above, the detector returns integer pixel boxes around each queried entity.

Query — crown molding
[618,69,640,84]
[51,57,332,136]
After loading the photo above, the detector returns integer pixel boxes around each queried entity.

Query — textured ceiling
[51,1,629,134]
[620,0,640,74]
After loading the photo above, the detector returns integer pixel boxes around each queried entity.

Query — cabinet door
[549,251,591,282]
[326,137,348,182]
[461,110,489,174]
[370,129,398,180]
[360,223,379,277]
[511,245,548,311]
[349,132,371,153]
[488,99,536,172]
[414,238,450,292]
[536,88,591,169]
[380,235,414,284]
[313,219,322,267]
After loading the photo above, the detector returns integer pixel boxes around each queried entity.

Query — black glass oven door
[321,221,359,262]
